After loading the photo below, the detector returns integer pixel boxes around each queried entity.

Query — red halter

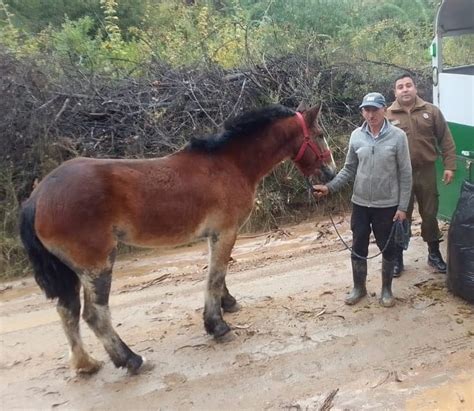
[293,111,331,164]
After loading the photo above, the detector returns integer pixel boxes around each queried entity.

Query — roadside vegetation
[1,0,471,278]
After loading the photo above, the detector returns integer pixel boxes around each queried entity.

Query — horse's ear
[306,104,321,126]
[296,101,308,112]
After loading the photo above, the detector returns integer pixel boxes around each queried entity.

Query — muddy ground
[1,214,473,410]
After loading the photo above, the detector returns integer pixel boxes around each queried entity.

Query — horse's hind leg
[56,283,103,374]
[81,268,144,374]
[204,230,237,338]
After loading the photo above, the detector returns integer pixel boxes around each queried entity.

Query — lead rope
[304,177,397,260]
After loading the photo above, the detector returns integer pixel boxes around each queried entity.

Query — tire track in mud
[1,229,473,410]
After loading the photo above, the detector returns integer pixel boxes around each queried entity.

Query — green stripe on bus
[436,122,473,221]
[447,122,474,154]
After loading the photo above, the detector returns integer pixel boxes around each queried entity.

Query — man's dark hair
[394,73,416,86]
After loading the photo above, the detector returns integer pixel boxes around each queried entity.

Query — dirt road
[1,215,473,410]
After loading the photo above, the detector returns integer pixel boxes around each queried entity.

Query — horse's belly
[117,217,209,249]
[121,231,200,248]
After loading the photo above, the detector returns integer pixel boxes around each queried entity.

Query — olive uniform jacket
[386,96,456,170]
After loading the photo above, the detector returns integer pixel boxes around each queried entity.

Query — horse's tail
[19,199,80,300]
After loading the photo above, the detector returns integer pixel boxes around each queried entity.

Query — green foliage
[0,0,20,48]
[241,0,364,38]
[135,0,254,67]
[349,18,432,68]
[50,17,101,66]
[0,164,26,278]
[0,234,28,278]
[2,0,467,75]
[4,0,101,32]
[3,0,147,37]
[443,34,474,68]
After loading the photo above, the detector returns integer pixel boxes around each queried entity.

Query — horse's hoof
[127,356,154,375]
[212,321,232,339]
[223,302,241,313]
[215,330,236,343]
[74,358,104,375]
[126,355,148,375]
[139,357,155,373]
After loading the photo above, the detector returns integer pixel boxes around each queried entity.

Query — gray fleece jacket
[327,120,412,211]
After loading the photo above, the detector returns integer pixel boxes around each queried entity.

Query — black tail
[19,200,80,300]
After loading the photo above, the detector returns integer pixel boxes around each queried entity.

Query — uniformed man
[387,73,456,276]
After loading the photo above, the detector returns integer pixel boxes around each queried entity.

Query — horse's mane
[186,104,295,152]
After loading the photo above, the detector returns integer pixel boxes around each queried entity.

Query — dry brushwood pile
[0,49,429,237]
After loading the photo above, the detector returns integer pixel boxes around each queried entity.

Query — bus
[431,0,474,220]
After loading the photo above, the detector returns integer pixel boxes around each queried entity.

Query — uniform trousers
[406,164,442,243]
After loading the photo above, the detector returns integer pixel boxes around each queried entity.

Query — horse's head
[291,103,336,183]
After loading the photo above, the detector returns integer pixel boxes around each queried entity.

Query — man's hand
[312,185,329,199]
[442,170,454,185]
[393,210,407,221]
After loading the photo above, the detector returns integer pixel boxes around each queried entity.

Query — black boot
[392,247,404,278]
[380,258,395,307]
[428,241,447,273]
[345,259,367,305]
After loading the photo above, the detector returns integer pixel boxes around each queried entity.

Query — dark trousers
[407,164,442,243]
[351,203,398,262]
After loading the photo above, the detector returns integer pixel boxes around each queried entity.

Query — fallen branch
[174,343,214,353]
[319,388,339,411]
[118,273,171,293]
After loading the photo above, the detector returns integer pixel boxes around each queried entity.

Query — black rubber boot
[380,258,395,307]
[428,241,447,273]
[345,259,367,305]
[392,247,404,278]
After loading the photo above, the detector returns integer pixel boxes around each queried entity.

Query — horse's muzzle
[319,165,336,183]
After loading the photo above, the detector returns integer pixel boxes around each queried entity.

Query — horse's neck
[225,130,294,185]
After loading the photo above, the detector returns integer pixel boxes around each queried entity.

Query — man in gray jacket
[314,92,412,307]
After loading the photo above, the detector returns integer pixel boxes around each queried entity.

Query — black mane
[186,104,295,152]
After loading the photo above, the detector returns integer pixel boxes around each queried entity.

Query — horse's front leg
[204,230,237,338]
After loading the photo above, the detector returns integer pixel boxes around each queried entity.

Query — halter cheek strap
[293,112,331,163]
[295,112,309,139]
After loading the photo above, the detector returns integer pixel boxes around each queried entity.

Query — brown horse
[20,104,336,375]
